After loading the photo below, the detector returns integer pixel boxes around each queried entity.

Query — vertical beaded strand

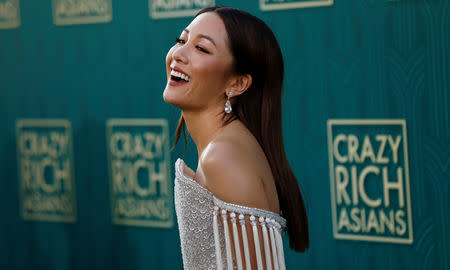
[268,219,280,270]
[260,217,273,270]
[221,209,234,270]
[275,227,286,270]
[239,214,252,270]
[213,206,223,270]
[230,212,243,270]
[250,216,264,270]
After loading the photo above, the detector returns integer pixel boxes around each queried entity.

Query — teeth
[170,70,190,82]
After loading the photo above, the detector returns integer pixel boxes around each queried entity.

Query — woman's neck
[181,108,226,159]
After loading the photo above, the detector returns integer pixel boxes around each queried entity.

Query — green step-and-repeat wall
[1,0,448,269]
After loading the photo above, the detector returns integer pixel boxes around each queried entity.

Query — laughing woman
[163,6,309,270]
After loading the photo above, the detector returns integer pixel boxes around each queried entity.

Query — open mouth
[170,70,190,82]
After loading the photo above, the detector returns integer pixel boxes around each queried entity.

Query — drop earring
[224,91,233,113]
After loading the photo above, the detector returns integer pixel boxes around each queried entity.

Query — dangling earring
[224,91,233,113]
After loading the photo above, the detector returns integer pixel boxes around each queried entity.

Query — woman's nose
[172,45,188,64]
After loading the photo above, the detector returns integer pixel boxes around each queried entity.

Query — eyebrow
[183,29,217,47]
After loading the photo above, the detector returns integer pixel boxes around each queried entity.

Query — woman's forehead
[185,12,228,46]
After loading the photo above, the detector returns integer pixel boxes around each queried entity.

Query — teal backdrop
[1,0,449,269]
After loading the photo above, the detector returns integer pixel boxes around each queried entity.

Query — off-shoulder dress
[174,158,287,270]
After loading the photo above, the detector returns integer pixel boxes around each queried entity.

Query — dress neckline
[175,158,286,227]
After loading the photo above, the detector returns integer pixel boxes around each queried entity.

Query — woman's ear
[227,74,252,96]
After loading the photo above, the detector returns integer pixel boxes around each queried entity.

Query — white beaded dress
[174,158,287,270]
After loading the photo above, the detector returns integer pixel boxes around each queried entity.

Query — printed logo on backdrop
[52,0,112,25]
[327,119,413,244]
[0,0,20,29]
[149,0,215,19]
[260,0,333,11]
[16,119,77,223]
[106,119,173,228]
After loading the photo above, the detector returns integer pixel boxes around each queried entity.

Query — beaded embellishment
[174,158,287,270]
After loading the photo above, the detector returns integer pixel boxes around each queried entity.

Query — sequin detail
[174,158,287,270]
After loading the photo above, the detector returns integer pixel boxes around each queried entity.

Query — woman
[163,6,309,270]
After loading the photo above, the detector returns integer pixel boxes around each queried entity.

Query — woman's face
[163,12,234,112]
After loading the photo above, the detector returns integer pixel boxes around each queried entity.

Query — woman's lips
[171,65,189,78]
[169,77,189,86]
[168,64,191,86]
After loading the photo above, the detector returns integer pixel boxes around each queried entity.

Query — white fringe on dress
[213,197,287,270]
[250,215,264,270]
[260,217,273,270]
[221,210,234,270]
[239,214,252,270]
[230,212,243,270]
[213,206,223,270]
[269,220,280,270]
[275,228,286,270]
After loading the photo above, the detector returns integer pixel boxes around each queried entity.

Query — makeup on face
[163,12,234,111]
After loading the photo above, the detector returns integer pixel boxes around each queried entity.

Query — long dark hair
[173,6,309,252]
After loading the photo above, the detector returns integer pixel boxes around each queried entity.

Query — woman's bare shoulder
[198,129,271,210]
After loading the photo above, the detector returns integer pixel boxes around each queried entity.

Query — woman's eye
[175,37,185,44]
[196,45,209,53]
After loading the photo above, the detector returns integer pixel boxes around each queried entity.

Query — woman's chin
[163,87,184,108]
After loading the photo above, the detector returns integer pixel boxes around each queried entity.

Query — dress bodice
[174,158,287,270]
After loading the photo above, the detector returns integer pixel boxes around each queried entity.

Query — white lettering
[360,135,376,163]
[333,134,403,164]
[19,131,68,158]
[379,209,395,234]
[358,166,382,207]
[375,135,389,163]
[110,132,164,159]
[115,198,171,219]
[20,158,71,193]
[338,207,351,231]
[112,160,167,196]
[333,134,348,163]
[383,167,404,207]
[395,210,407,235]
[337,207,406,236]
[153,0,214,10]
[55,0,109,17]
[366,209,380,233]
[335,165,350,205]
[388,135,402,164]
[348,135,360,163]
